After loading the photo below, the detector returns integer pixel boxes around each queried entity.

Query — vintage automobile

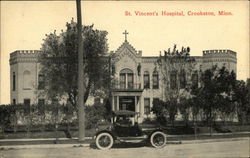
[94,110,167,150]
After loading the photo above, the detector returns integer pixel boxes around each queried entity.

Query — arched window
[23,70,31,90]
[144,71,150,89]
[170,71,177,89]
[119,68,133,89]
[153,71,159,89]
[120,68,133,74]
[179,70,186,89]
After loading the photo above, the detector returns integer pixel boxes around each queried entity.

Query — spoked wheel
[95,132,114,150]
[150,131,166,148]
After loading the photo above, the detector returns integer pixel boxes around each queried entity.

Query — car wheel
[150,131,166,148]
[95,132,114,150]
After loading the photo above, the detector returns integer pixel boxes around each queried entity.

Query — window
[119,73,126,89]
[119,68,133,89]
[12,99,16,105]
[152,98,160,113]
[179,70,186,89]
[127,73,133,89]
[38,74,45,90]
[153,71,159,89]
[192,72,198,88]
[12,72,16,91]
[144,71,150,89]
[144,98,150,114]
[170,71,177,89]
[114,96,117,111]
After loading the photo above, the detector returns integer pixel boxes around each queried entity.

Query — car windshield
[115,115,136,126]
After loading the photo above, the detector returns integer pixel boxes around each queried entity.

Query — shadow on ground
[89,140,181,150]
[89,141,149,149]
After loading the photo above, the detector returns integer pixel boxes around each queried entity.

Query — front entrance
[119,96,135,111]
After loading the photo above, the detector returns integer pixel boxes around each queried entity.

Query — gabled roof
[113,40,141,59]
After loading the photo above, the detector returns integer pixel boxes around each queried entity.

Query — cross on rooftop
[123,30,129,42]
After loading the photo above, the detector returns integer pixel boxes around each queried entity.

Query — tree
[39,20,110,109]
[192,65,239,135]
[232,80,249,124]
[178,97,191,126]
[153,45,196,126]
[157,45,196,101]
[152,99,178,126]
[151,99,167,124]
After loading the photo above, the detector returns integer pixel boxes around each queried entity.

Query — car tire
[95,132,114,150]
[150,131,166,148]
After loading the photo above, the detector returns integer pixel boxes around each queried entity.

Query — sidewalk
[0,132,249,150]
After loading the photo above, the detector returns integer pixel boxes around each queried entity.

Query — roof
[112,110,136,116]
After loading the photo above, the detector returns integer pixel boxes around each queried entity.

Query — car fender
[94,130,117,140]
[148,129,166,140]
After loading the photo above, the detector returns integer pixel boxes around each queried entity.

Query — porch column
[125,74,128,89]
[112,95,114,111]
[138,96,144,123]
[140,96,144,115]
[135,96,139,113]
[117,96,119,110]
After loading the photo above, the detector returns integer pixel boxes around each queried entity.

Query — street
[0,138,249,158]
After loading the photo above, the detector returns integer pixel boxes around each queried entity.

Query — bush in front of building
[0,104,15,132]
[0,103,77,133]
[0,101,111,135]
[85,102,109,129]
[151,99,178,125]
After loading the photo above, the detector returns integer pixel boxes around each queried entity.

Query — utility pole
[76,0,85,141]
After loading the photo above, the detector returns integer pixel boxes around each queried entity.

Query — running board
[116,135,148,143]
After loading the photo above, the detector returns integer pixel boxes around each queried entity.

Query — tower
[9,50,41,104]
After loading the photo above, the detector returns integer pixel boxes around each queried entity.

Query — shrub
[85,102,108,129]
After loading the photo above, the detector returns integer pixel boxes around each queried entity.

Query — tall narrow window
[127,73,133,89]
[38,74,45,90]
[192,72,198,88]
[119,74,126,89]
[144,98,150,114]
[153,71,159,89]
[170,71,177,89]
[144,71,150,89]
[12,72,16,91]
[114,96,117,111]
[12,99,16,105]
[179,70,186,89]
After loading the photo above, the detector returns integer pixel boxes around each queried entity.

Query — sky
[0,1,249,104]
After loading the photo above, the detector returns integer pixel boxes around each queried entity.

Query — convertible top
[112,110,136,116]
